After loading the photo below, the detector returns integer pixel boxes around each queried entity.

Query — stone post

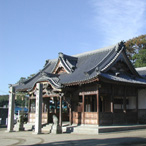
[34,83,42,134]
[7,86,15,132]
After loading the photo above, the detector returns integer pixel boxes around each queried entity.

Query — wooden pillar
[82,93,85,124]
[96,90,99,125]
[42,100,44,113]
[7,86,15,132]
[102,97,105,112]
[59,94,63,126]
[28,98,31,113]
[47,98,50,123]
[111,85,114,113]
[28,98,31,123]
[123,86,126,113]
[69,107,72,125]
[54,97,57,114]
[34,83,42,134]
[69,94,72,125]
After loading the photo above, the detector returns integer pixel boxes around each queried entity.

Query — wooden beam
[42,94,60,98]
[79,91,98,96]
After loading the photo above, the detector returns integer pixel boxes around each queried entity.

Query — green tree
[125,34,146,67]
[17,77,27,83]
[15,92,28,107]
[132,49,146,67]
[15,75,35,107]
[27,74,36,79]
[0,95,9,107]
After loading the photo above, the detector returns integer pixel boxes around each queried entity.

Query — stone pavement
[0,128,146,146]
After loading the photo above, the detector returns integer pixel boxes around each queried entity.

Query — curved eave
[99,73,146,87]
[63,76,99,87]
[101,46,124,72]
[59,57,72,73]
[28,78,61,92]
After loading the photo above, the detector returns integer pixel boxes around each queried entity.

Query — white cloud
[91,0,146,45]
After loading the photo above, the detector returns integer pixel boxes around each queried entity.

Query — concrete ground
[0,128,146,146]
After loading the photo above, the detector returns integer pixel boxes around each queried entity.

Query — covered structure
[7,42,146,133]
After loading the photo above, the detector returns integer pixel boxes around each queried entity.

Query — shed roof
[136,67,146,79]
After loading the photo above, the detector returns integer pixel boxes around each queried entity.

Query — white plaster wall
[138,89,146,109]
[114,96,137,109]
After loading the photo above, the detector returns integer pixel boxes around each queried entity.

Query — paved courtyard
[0,128,146,146]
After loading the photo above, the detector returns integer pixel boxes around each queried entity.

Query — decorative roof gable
[53,52,78,74]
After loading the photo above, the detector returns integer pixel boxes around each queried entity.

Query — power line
[0,89,8,94]
[0,89,27,96]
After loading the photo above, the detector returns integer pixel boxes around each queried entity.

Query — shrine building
[7,42,146,134]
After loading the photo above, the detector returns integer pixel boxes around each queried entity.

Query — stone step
[24,123,34,131]
[14,123,25,131]
[14,122,34,131]
[63,124,146,134]
[99,124,146,133]
[42,124,53,133]
[69,125,99,134]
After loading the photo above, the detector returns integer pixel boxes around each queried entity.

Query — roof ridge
[73,44,117,57]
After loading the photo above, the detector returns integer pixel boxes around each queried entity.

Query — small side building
[136,67,146,123]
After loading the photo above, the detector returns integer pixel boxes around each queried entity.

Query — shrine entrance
[84,95,97,112]
[73,91,99,125]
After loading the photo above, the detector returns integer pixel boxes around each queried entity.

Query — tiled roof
[14,42,146,91]
[99,73,146,85]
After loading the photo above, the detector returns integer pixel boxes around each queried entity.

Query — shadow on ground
[31,137,146,146]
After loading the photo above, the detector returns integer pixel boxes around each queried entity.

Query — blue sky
[0,0,146,95]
